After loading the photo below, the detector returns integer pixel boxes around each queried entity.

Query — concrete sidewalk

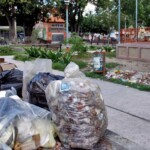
[91,79,150,150]
[2,56,150,149]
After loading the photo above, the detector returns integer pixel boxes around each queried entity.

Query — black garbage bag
[0,69,23,97]
[27,72,64,110]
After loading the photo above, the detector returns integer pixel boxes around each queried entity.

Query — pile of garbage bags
[0,92,56,150]
[0,59,108,150]
[0,69,23,97]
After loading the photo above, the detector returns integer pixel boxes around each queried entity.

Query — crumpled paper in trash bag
[0,95,56,149]
[45,62,108,149]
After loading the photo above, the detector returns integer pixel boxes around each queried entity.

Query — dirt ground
[106,57,150,72]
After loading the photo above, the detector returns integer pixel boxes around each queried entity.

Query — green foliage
[61,52,72,64]
[71,59,87,69]
[68,35,83,44]
[106,52,116,58]
[25,47,41,57]
[88,45,98,51]
[71,44,87,54]
[72,52,93,60]
[0,46,14,55]
[24,46,72,64]
[102,46,114,52]
[52,62,67,71]
[69,35,87,54]
[82,14,102,33]
[14,53,34,61]
[108,78,150,92]
[106,63,119,69]
[85,71,104,79]
[42,50,62,62]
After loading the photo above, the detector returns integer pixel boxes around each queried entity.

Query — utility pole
[64,0,70,51]
[118,0,121,44]
[136,0,138,42]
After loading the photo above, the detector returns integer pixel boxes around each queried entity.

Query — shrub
[41,50,62,62]
[106,63,119,69]
[71,44,87,53]
[14,54,33,61]
[25,47,41,57]
[60,52,72,64]
[88,45,97,50]
[102,46,114,52]
[71,59,87,69]
[68,35,83,45]
[106,51,116,58]
[0,46,14,55]
[52,62,67,71]
[24,46,72,64]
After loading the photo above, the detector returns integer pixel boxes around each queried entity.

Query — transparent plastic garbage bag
[45,77,108,149]
[0,97,56,149]
[22,58,52,101]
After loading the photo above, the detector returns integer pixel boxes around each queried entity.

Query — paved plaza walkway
[2,56,150,150]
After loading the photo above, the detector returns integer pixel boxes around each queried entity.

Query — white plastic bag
[15,117,56,149]
[0,97,56,149]
[22,58,52,101]
[64,62,85,78]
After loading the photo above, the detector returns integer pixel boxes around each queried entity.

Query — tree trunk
[6,15,17,43]
[25,26,33,36]
[77,25,80,35]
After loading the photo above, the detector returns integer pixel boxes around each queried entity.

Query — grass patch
[71,59,87,69]
[106,62,120,69]
[0,46,25,56]
[14,53,34,61]
[52,62,67,71]
[52,59,87,71]
[106,52,116,58]
[72,52,93,60]
[0,46,15,55]
[85,71,104,79]
[88,45,98,51]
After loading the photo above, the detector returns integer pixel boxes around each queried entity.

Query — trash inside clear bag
[0,97,56,149]
[45,77,108,149]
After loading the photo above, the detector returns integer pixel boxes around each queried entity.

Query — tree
[112,0,150,28]
[54,0,101,33]
[0,0,44,42]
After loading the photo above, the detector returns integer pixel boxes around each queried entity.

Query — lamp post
[64,0,70,50]
[125,16,127,42]
[14,6,17,42]
[118,0,121,44]
[135,0,138,42]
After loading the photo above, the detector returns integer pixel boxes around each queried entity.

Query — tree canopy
[0,0,150,41]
